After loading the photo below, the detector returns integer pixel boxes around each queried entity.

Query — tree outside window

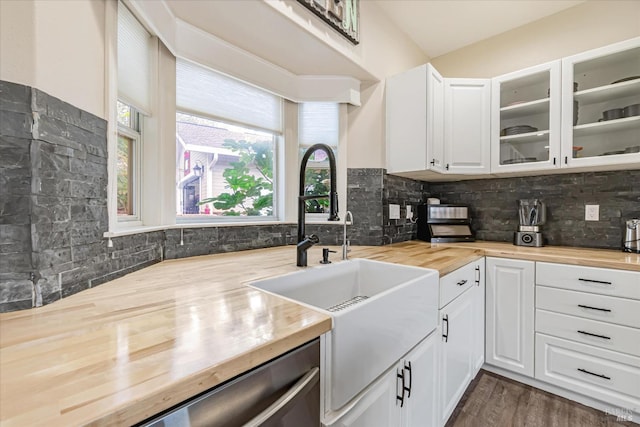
[176,113,276,218]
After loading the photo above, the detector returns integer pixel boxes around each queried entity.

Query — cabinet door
[439,288,474,426]
[491,60,561,173]
[485,257,535,377]
[402,332,439,427]
[386,64,428,174]
[386,64,444,175]
[328,367,401,427]
[444,79,491,174]
[561,37,640,169]
[472,260,485,374]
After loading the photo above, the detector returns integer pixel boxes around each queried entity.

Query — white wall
[346,1,429,169]
[431,1,640,78]
[0,0,106,118]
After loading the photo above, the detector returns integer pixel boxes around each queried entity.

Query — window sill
[104,219,347,239]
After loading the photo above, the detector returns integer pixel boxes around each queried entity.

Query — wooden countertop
[435,240,640,272]
[1,241,637,426]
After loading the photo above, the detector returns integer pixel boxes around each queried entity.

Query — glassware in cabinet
[562,38,640,164]
[492,61,561,171]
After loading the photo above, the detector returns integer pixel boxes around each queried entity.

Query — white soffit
[374,0,585,58]
[127,0,363,105]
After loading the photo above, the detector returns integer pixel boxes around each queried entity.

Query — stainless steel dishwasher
[139,339,320,427]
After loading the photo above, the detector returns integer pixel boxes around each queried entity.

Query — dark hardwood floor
[446,370,638,427]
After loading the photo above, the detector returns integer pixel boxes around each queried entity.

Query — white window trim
[115,123,142,225]
[283,102,347,224]
[105,1,348,234]
[174,111,281,224]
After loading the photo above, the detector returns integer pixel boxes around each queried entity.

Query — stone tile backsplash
[428,170,640,249]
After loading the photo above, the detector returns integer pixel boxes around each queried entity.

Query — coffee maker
[514,199,546,247]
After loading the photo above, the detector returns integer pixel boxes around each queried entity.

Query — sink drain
[327,295,369,312]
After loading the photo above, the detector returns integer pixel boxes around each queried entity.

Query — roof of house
[176,120,270,150]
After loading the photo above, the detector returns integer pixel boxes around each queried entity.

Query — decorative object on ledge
[297,0,359,45]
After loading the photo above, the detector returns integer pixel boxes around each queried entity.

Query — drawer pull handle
[577,368,611,380]
[577,330,611,340]
[577,304,612,313]
[578,278,612,285]
[457,279,468,286]
[475,266,481,285]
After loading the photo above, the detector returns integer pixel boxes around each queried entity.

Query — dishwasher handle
[243,367,319,427]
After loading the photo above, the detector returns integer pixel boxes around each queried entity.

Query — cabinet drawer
[535,333,640,411]
[440,260,480,308]
[536,262,640,300]
[536,309,640,357]
[536,286,640,328]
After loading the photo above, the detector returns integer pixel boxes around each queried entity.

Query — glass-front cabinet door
[561,37,640,168]
[491,61,561,172]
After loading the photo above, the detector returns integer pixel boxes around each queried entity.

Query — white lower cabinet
[534,262,640,416]
[326,332,439,427]
[438,286,475,426]
[485,257,535,377]
[401,331,439,427]
[472,260,485,374]
[535,333,640,411]
[326,367,400,427]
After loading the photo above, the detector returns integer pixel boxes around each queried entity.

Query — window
[176,113,276,218]
[116,101,141,218]
[113,2,153,225]
[298,103,340,216]
[176,59,283,221]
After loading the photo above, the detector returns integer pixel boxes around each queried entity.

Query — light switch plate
[585,204,599,221]
[389,204,400,220]
[406,205,412,219]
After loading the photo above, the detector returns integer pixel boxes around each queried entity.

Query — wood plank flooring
[446,370,638,427]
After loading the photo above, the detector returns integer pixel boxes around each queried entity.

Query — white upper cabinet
[386,64,444,174]
[444,79,491,174]
[561,37,640,168]
[386,63,491,177]
[491,60,562,173]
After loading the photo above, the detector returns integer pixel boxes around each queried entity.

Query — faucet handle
[308,234,320,244]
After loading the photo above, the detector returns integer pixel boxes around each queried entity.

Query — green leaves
[199,138,274,216]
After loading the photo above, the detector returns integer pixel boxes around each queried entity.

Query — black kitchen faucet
[297,143,339,266]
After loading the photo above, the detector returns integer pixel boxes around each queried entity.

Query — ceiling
[374,0,585,59]
[163,0,586,81]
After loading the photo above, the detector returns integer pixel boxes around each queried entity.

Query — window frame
[116,103,143,224]
[175,110,281,224]
[298,102,341,222]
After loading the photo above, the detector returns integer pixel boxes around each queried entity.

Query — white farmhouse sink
[251,259,439,412]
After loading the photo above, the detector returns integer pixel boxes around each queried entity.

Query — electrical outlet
[585,204,599,221]
[406,205,412,219]
[389,204,400,220]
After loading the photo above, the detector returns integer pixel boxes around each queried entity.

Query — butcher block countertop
[1,241,638,426]
[437,240,640,272]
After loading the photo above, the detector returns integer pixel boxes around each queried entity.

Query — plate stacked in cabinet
[491,61,562,172]
[534,262,640,412]
[561,38,640,167]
